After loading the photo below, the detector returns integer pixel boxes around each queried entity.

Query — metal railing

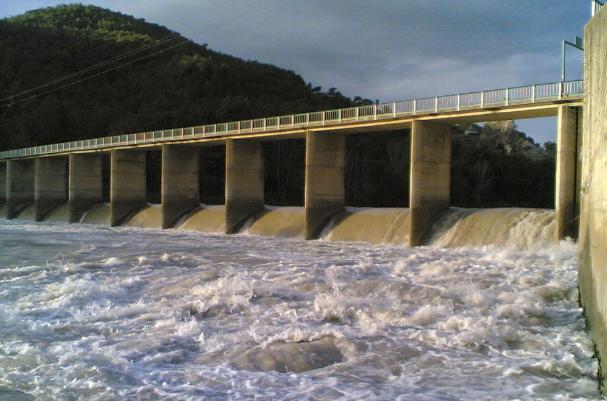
[0,80,583,160]
[593,0,604,16]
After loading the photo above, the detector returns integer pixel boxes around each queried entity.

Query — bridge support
[304,131,345,239]
[6,159,35,219]
[225,139,264,234]
[69,154,104,223]
[34,157,68,221]
[555,106,581,240]
[110,149,147,226]
[162,145,199,229]
[409,120,452,246]
[0,162,6,209]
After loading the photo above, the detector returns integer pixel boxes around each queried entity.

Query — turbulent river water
[0,219,601,400]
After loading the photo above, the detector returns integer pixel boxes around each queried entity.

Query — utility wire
[0,33,184,103]
[2,38,189,108]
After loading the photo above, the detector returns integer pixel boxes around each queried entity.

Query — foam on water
[0,220,600,400]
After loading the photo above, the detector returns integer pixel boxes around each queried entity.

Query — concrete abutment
[579,6,607,392]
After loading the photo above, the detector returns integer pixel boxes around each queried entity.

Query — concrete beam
[409,120,452,246]
[162,145,199,228]
[69,154,104,223]
[555,106,580,240]
[225,139,264,234]
[34,157,68,221]
[304,131,345,239]
[6,159,35,219]
[110,149,147,226]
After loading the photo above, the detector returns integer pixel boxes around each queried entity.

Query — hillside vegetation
[0,4,361,150]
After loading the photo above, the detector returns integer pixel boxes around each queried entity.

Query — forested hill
[0,4,364,150]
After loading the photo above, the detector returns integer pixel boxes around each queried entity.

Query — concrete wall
[0,162,6,207]
[555,106,581,240]
[110,149,147,226]
[6,159,35,219]
[304,131,345,239]
[225,139,264,233]
[69,153,104,223]
[34,157,68,221]
[409,120,452,246]
[162,145,199,228]
[579,7,607,391]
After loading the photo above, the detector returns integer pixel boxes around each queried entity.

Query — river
[0,219,601,400]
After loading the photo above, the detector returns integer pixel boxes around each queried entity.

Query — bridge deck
[0,80,583,159]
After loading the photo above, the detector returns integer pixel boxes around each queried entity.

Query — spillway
[428,207,556,248]
[124,204,163,229]
[178,205,226,233]
[242,206,306,238]
[320,207,410,245]
[44,204,70,222]
[80,203,110,225]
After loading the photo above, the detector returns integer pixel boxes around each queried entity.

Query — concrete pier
[34,157,68,221]
[162,145,199,228]
[110,149,147,226]
[68,154,105,223]
[555,106,580,240]
[225,140,264,234]
[304,131,345,239]
[409,120,452,246]
[0,162,6,208]
[6,159,35,219]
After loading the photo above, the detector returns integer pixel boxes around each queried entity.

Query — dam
[0,81,583,247]
[3,4,607,398]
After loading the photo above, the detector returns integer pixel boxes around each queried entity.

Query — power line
[0,33,184,104]
[2,38,189,108]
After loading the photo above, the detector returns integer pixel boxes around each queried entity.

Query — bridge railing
[0,80,583,160]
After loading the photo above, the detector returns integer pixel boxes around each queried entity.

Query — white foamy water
[0,220,600,400]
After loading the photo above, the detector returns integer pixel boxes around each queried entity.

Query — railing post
[480,92,485,108]
[531,85,536,102]
[322,112,325,125]
[338,109,342,123]
[505,88,509,106]
[559,81,564,99]
[413,99,417,114]
[355,107,359,120]
[373,104,377,120]
[392,102,397,118]
[277,117,280,130]
[434,97,438,113]
[457,94,461,110]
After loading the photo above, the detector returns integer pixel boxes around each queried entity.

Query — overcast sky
[0,1,591,143]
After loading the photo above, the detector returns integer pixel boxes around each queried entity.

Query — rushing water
[0,220,601,400]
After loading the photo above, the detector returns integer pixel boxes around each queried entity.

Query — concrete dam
[3,4,607,392]
[0,88,582,247]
